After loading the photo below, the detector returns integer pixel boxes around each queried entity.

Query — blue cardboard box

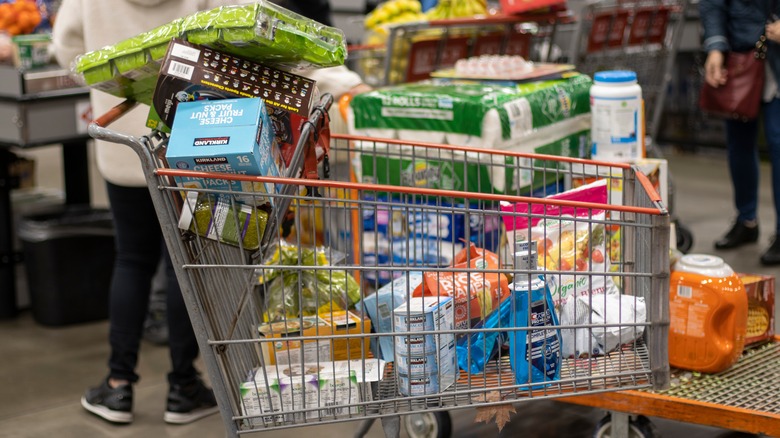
[360,272,423,361]
[165,97,280,205]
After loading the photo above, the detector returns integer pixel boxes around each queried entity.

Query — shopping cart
[89,95,670,438]
[348,12,572,87]
[567,0,695,253]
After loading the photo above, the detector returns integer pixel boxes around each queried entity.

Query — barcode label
[170,43,201,62]
[378,303,391,320]
[677,285,693,299]
[502,98,533,139]
[168,60,194,80]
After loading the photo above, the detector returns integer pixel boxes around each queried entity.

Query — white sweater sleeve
[303,65,364,100]
[51,0,85,70]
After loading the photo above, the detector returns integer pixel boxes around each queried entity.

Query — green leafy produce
[74,1,346,103]
[258,242,361,322]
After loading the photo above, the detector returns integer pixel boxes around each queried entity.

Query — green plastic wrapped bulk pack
[348,74,593,195]
[73,1,346,104]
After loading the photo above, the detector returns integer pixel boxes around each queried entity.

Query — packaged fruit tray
[73,1,347,104]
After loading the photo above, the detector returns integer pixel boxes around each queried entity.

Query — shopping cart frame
[564,337,780,438]
[348,12,574,87]
[89,97,671,437]
[88,96,333,436]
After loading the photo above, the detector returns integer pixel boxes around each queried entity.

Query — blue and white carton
[165,97,281,205]
[360,272,422,360]
[393,296,457,396]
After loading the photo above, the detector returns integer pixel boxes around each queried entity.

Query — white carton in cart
[240,359,386,426]
[392,297,457,396]
[393,296,454,333]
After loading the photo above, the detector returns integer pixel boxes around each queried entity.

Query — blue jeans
[106,182,200,387]
[725,97,780,233]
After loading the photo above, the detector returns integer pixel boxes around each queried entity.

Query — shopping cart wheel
[593,414,658,438]
[675,220,694,254]
[402,411,452,438]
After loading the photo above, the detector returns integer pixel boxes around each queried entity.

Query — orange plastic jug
[669,254,747,373]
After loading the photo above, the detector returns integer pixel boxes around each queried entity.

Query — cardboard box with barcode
[257,316,332,366]
[319,310,372,361]
[165,97,280,205]
[240,359,386,426]
[738,273,775,345]
[148,38,317,171]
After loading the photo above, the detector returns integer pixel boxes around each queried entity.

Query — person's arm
[51,0,84,69]
[699,0,729,87]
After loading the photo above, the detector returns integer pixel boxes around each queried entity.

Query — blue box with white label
[165,97,280,205]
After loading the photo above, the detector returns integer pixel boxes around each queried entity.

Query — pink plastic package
[500,179,619,310]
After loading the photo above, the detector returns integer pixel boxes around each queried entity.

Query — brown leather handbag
[698,46,766,121]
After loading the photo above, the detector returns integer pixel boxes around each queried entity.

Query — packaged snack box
[738,273,775,346]
[413,244,511,330]
[165,97,280,205]
[256,316,331,366]
[149,38,318,172]
[319,310,372,361]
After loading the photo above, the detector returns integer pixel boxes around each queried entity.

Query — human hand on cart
[704,50,727,88]
[766,20,780,43]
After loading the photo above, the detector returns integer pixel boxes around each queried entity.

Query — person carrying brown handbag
[701,0,780,265]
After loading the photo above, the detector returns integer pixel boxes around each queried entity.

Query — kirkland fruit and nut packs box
[148,38,317,169]
[165,97,280,204]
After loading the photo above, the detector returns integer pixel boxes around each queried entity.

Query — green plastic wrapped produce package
[258,242,361,322]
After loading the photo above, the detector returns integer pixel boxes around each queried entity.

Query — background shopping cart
[567,0,694,253]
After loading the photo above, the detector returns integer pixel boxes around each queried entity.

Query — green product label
[359,129,589,196]
[360,156,493,194]
[351,75,592,140]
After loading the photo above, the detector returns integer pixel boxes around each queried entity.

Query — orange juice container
[669,254,747,373]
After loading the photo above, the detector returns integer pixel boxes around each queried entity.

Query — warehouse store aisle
[0,146,775,438]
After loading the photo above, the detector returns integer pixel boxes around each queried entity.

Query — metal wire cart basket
[89,95,670,437]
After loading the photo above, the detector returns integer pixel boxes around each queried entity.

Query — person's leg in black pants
[106,182,165,384]
[82,182,214,425]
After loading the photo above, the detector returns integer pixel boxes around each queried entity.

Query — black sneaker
[164,378,219,425]
[714,220,759,249]
[80,379,133,424]
[761,237,780,265]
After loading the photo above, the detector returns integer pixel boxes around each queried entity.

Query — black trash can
[18,206,115,326]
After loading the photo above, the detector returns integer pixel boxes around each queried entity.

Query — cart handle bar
[92,99,139,128]
[155,168,667,216]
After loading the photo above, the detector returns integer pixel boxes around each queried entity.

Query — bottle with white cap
[590,70,643,162]
[669,254,747,373]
